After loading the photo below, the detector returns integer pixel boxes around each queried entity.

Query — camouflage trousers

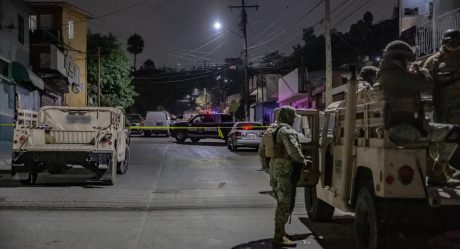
[389,123,460,185]
[269,166,294,240]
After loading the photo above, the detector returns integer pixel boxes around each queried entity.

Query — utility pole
[229,0,259,120]
[325,0,333,107]
[97,46,101,107]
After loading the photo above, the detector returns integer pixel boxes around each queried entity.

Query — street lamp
[212,21,249,120]
[213,22,222,30]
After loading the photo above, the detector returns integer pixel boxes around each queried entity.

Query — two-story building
[0,0,44,149]
[249,73,281,124]
[27,2,89,107]
[400,0,460,57]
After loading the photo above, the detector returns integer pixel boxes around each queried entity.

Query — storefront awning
[12,62,45,90]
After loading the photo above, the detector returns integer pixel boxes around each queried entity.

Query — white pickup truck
[11,106,130,185]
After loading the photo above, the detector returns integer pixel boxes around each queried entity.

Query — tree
[228,99,240,121]
[127,33,144,70]
[87,32,137,109]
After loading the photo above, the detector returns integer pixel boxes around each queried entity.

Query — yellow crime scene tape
[0,124,15,127]
[129,126,270,139]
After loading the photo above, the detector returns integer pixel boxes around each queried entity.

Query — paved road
[0,136,344,249]
[1,136,459,249]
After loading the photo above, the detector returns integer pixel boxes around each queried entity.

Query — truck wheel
[175,132,186,143]
[117,147,130,174]
[190,138,200,143]
[304,186,334,221]
[355,188,387,249]
[102,156,117,185]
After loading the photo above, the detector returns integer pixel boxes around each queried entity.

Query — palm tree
[127,33,144,70]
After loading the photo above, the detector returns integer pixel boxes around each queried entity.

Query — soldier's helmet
[383,40,415,62]
[276,106,299,125]
[442,29,460,43]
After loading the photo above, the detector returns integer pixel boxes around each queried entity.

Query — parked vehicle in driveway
[11,106,130,185]
[227,122,265,151]
[144,111,171,137]
[170,113,234,143]
[127,113,143,134]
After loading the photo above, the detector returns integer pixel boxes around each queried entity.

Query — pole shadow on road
[176,141,226,147]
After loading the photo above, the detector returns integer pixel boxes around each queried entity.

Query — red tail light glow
[398,165,414,185]
[385,175,395,184]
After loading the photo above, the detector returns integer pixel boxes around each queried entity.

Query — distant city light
[224,79,228,83]
[214,22,222,30]
[375,56,381,62]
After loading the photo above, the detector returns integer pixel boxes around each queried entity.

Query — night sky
[34,0,397,69]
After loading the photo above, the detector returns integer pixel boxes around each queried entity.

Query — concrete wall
[62,5,88,107]
[0,0,31,147]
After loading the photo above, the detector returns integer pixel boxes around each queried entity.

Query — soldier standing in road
[258,106,309,247]
[375,40,460,185]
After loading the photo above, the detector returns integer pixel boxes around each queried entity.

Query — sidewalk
[0,141,12,170]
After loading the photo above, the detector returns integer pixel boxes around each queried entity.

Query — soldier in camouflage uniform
[424,29,460,124]
[374,40,460,185]
[357,66,378,104]
[424,29,460,183]
[258,106,309,247]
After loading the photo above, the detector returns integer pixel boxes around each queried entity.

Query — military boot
[272,236,297,247]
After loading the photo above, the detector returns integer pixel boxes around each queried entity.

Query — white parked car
[144,111,171,137]
[227,122,265,151]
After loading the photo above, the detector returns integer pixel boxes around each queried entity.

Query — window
[29,15,37,32]
[39,15,54,29]
[68,20,74,39]
[18,15,25,44]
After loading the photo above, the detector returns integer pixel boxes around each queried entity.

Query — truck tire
[355,188,387,249]
[175,132,186,143]
[304,186,334,221]
[102,156,117,185]
[190,138,200,143]
[117,147,130,174]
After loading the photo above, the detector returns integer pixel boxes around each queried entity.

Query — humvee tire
[190,138,200,143]
[117,147,130,174]
[355,187,387,249]
[20,162,38,186]
[102,156,117,185]
[304,186,334,221]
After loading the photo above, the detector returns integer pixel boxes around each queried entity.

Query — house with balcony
[0,0,44,149]
[399,0,460,57]
[277,68,344,111]
[248,73,281,124]
[27,2,90,107]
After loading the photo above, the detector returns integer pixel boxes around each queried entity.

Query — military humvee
[291,69,460,249]
[12,106,130,185]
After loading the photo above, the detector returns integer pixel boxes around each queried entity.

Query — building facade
[27,2,89,107]
[400,0,460,57]
[249,74,281,124]
[0,0,44,148]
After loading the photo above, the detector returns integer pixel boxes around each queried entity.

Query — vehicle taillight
[242,126,253,130]
[19,136,27,144]
[398,165,414,185]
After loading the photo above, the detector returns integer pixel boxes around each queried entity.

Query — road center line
[131,144,169,249]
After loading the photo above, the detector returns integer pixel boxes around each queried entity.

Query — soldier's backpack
[262,124,287,158]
